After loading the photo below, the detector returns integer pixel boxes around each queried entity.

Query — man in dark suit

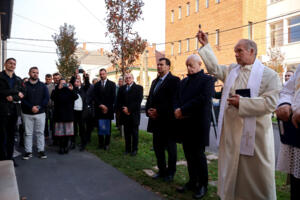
[93,68,116,150]
[117,73,143,156]
[174,54,214,199]
[146,57,180,182]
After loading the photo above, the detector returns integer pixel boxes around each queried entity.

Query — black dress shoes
[176,182,195,193]
[163,175,174,182]
[193,186,207,199]
[130,151,137,156]
[152,173,165,180]
[70,142,76,150]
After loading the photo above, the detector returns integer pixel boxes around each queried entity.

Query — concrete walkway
[15,146,162,200]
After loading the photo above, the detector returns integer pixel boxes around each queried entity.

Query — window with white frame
[206,0,209,8]
[178,6,182,19]
[186,3,190,16]
[195,0,199,12]
[178,41,182,53]
[171,43,174,55]
[195,38,199,49]
[248,21,253,40]
[171,10,174,23]
[288,15,300,43]
[270,21,283,47]
[186,39,190,52]
[216,29,219,45]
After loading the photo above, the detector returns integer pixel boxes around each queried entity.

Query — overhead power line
[9,37,111,44]
[14,13,57,32]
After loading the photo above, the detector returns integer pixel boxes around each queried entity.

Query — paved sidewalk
[15,146,162,200]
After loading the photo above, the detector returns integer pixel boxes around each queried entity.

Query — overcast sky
[7,0,165,79]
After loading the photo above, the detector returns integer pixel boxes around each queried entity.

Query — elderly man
[197,30,281,200]
[116,73,143,156]
[174,54,214,199]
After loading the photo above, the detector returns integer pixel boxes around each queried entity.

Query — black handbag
[278,119,300,148]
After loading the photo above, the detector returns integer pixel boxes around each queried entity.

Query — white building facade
[266,0,300,78]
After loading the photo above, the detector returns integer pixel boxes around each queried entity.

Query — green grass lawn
[86,124,289,200]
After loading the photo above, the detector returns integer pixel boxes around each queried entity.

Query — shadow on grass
[86,124,289,200]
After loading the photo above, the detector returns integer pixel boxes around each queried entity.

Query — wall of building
[165,0,267,77]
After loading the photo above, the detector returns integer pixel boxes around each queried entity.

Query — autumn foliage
[105,0,147,75]
[53,23,79,78]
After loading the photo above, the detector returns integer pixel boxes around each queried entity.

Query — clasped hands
[276,104,300,128]
[6,92,24,102]
[122,106,130,115]
[99,104,108,114]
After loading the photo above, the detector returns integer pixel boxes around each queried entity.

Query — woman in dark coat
[51,79,78,154]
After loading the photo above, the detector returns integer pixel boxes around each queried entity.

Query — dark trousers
[182,140,208,188]
[124,123,139,152]
[291,174,300,200]
[73,110,86,147]
[153,131,177,176]
[85,118,96,143]
[0,115,18,160]
[98,134,110,147]
[59,136,70,150]
[44,107,54,138]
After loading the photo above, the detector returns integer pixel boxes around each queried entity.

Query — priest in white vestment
[196,30,281,200]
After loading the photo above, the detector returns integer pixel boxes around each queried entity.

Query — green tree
[52,23,79,78]
[105,0,147,75]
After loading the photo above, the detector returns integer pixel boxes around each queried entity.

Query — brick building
[165,0,267,78]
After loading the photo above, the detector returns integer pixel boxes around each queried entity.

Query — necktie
[126,85,130,91]
[101,80,105,88]
[154,78,162,93]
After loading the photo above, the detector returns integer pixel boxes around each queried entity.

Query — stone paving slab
[15,147,162,200]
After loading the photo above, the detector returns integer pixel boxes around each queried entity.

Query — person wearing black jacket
[117,73,143,156]
[51,79,78,154]
[71,78,88,151]
[0,58,24,165]
[93,68,116,150]
[22,67,49,160]
[146,57,180,182]
[174,54,214,199]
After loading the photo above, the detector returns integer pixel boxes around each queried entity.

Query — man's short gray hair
[186,54,202,63]
[240,39,257,58]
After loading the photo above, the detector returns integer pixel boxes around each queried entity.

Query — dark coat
[93,79,116,120]
[0,71,24,116]
[51,87,78,122]
[116,83,143,126]
[174,70,215,146]
[146,72,180,134]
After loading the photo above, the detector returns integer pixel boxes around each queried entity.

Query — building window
[171,43,174,55]
[178,6,182,19]
[270,0,282,3]
[206,0,209,8]
[178,40,181,53]
[186,2,190,16]
[171,10,174,23]
[186,39,190,52]
[288,15,300,43]
[270,21,283,47]
[216,0,220,3]
[215,29,219,46]
[195,0,199,12]
[195,38,199,49]
[248,21,253,40]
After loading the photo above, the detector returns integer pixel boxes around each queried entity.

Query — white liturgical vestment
[199,44,281,200]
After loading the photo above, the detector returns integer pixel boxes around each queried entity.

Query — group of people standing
[0,26,299,200]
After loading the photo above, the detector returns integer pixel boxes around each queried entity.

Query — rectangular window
[195,38,199,49]
[186,3,190,16]
[178,41,181,53]
[270,21,283,47]
[215,29,219,45]
[178,6,182,19]
[216,0,220,3]
[195,0,199,12]
[186,39,190,52]
[171,43,174,55]
[171,10,174,23]
[288,15,300,43]
[206,0,209,8]
[248,21,253,40]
